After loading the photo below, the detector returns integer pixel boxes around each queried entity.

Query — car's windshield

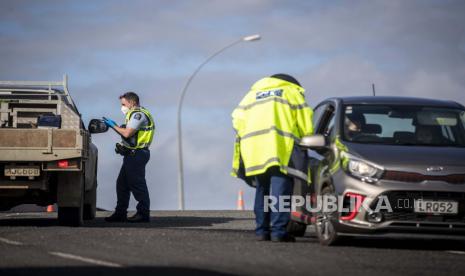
[343,104,465,147]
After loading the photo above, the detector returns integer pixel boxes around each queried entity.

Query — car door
[309,102,337,194]
[289,102,333,220]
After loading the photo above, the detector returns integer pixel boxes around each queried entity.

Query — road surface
[1,211,465,275]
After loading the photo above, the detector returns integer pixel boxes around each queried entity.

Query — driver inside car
[344,113,363,141]
[415,125,435,144]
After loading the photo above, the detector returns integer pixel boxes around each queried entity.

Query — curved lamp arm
[176,34,261,210]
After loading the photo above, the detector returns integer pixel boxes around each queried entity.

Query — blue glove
[102,117,117,128]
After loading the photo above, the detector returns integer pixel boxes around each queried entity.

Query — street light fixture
[242,34,261,42]
[176,34,261,210]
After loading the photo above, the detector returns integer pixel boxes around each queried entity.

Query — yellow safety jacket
[231,77,314,184]
[123,107,155,149]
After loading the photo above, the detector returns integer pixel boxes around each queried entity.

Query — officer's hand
[102,117,117,128]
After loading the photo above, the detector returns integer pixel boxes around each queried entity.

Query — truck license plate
[414,199,458,215]
[4,166,40,177]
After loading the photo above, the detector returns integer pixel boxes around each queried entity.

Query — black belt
[128,148,149,155]
[116,143,148,156]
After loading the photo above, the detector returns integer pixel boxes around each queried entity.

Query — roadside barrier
[237,189,245,211]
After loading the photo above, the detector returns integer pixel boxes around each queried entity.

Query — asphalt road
[1,211,465,276]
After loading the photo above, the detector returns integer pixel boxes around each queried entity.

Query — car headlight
[342,154,384,183]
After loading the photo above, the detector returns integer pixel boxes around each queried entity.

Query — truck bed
[0,128,85,161]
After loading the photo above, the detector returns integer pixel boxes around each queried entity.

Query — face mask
[121,106,130,115]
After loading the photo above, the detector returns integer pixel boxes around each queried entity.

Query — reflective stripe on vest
[124,107,155,149]
[231,77,314,181]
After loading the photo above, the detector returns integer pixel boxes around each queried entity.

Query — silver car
[289,96,465,245]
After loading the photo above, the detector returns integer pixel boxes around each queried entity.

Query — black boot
[104,212,127,222]
[256,234,271,241]
[127,213,150,223]
[271,234,296,243]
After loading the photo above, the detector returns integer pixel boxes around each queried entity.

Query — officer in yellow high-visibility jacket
[231,74,313,242]
[103,92,155,223]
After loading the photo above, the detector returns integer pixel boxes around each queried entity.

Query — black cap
[270,74,301,86]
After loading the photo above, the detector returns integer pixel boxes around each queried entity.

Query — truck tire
[287,220,307,237]
[58,206,83,227]
[83,180,97,220]
[57,172,84,227]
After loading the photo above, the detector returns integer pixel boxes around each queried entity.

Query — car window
[323,114,335,137]
[312,103,328,127]
[441,125,456,142]
[315,105,335,135]
[461,111,465,129]
[343,105,465,147]
[364,114,414,137]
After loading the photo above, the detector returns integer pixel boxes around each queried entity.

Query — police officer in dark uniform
[103,92,155,223]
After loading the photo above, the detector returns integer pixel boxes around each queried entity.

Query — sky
[1,0,465,210]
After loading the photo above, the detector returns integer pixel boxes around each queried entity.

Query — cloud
[1,0,465,210]
[303,55,391,102]
[404,70,465,102]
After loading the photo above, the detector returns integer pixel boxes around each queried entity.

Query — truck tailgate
[0,129,84,161]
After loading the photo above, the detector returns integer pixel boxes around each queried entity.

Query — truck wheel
[84,180,97,220]
[315,185,341,246]
[58,206,83,227]
[287,220,307,237]
[57,172,84,227]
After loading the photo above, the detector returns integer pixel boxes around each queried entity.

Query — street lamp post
[176,34,261,210]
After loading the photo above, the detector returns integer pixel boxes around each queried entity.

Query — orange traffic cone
[237,189,245,211]
[46,205,54,212]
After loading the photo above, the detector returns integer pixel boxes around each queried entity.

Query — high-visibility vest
[231,77,314,183]
[123,107,155,149]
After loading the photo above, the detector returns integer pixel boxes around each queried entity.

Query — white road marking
[0,237,23,246]
[446,250,465,255]
[49,251,123,267]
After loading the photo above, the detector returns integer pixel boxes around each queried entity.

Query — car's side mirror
[299,134,328,149]
[88,119,109,134]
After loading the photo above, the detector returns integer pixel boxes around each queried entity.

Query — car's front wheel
[315,185,341,246]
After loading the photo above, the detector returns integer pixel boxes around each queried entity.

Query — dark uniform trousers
[115,149,151,216]
[254,166,293,238]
